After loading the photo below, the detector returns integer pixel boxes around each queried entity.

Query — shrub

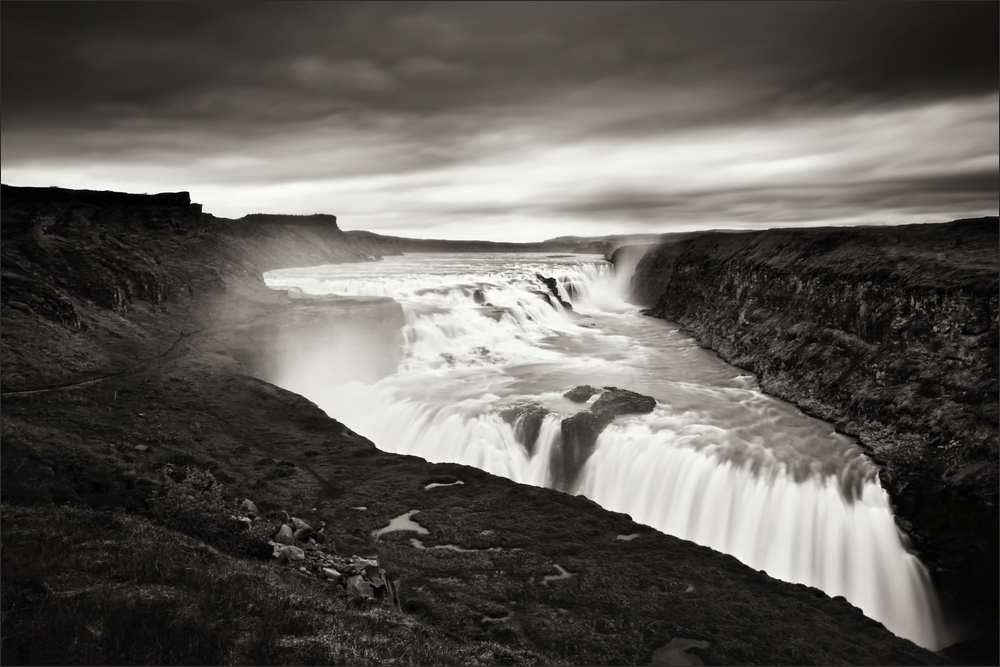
[148,464,271,558]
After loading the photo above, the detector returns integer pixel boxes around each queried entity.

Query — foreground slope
[1,186,949,665]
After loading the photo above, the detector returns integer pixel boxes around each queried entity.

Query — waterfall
[264,252,957,650]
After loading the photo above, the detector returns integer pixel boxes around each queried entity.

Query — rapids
[265,252,957,650]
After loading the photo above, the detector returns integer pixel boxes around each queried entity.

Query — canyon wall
[0,185,380,390]
[621,218,999,630]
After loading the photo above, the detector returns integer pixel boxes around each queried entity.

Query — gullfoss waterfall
[265,252,956,650]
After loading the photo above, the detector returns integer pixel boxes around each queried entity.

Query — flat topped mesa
[0,184,195,210]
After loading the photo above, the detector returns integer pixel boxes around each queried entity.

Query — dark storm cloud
[1,2,996,238]
[4,2,996,125]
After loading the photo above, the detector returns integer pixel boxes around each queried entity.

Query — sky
[2,1,998,242]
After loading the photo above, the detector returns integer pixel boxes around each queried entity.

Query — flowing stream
[265,252,956,650]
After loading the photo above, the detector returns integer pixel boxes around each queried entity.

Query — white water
[266,252,956,650]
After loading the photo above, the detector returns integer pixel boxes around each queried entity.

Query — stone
[591,387,657,418]
[345,574,373,598]
[133,444,150,453]
[564,385,600,403]
[535,273,573,310]
[272,544,305,565]
[241,499,258,515]
[293,526,313,542]
[473,288,486,304]
[322,567,341,579]
[290,517,312,532]
[274,524,295,545]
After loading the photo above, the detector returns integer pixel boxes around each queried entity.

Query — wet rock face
[535,273,573,310]
[500,403,550,457]
[625,217,999,629]
[550,387,658,492]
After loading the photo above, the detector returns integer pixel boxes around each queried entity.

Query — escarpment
[623,218,999,633]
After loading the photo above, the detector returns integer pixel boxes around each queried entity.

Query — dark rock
[550,411,607,492]
[564,385,600,403]
[293,526,314,542]
[274,524,295,545]
[473,289,486,304]
[272,544,305,565]
[549,387,657,491]
[500,403,550,457]
[591,387,657,418]
[535,273,573,310]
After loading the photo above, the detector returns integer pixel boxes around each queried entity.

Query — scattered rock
[133,444,150,453]
[240,499,258,515]
[291,517,312,532]
[293,526,314,542]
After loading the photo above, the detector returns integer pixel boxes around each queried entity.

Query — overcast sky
[3,2,997,241]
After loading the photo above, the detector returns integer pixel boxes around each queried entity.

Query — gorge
[1,185,995,666]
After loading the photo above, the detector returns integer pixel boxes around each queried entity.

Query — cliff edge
[623,218,999,639]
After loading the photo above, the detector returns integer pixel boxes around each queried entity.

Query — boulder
[272,544,305,565]
[473,288,486,305]
[592,387,657,418]
[290,517,312,532]
[564,385,600,403]
[274,523,295,545]
[293,526,314,542]
[240,499,258,515]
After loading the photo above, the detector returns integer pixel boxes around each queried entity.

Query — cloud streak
[2,2,996,240]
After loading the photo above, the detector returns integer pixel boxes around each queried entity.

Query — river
[264,251,956,650]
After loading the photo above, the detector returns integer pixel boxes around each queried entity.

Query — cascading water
[265,252,957,650]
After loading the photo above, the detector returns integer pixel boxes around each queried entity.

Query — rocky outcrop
[622,217,999,634]
[499,403,550,457]
[535,273,573,310]
[550,387,657,491]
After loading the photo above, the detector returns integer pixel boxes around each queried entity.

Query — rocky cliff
[0,186,961,664]
[622,218,999,637]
